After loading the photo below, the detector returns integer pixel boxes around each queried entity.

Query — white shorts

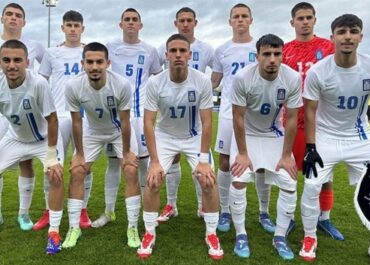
[230,134,297,191]
[84,127,138,162]
[0,134,64,174]
[0,115,9,140]
[305,135,370,186]
[155,130,214,175]
[131,116,148,158]
[104,126,139,158]
[214,117,233,155]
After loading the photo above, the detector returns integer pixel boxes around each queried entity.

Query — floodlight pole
[43,0,58,47]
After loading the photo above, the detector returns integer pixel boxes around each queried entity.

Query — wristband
[198,152,209,163]
[44,145,59,172]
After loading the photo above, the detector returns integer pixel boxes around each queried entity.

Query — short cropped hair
[82,42,108,60]
[176,7,196,19]
[121,8,141,21]
[166,33,190,50]
[230,3,252,18]
[291,2,315,18]
[63,10,83,23]
[256,34,284,54]
[331,14,363,33]
[0,39,28,57]
[2,3,25,19]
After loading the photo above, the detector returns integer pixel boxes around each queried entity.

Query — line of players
[0,1,369,261]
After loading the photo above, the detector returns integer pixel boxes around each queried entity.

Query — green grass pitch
[0,113,369,264]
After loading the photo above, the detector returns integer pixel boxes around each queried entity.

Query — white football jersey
[158,39,214,73]
[107,40,162,118]
[213,40,257,119]
[65,69,132,134]
[303,53,370,140]
[0,70,56,143]
[232,63,302,137]
[145,67,213,138]
[38,45,83,118]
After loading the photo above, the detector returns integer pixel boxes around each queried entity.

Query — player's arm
[44,111,63,180]
[230,104,253,177]
[144,109,164,189]
[211,72,223,89]
[302,98,323,177]
[195,108,215,188]
[275,107,298,179]
[70,111,86,171]
[118,109,137,168]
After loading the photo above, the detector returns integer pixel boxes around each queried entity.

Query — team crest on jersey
[107,96,115,106]
[363,79,370,91]
[188,91,196,102]
[193,52,199,61]
[138,55,145,65]
[249,52,256,62]
[23,99,31,110]
[315,49,324,60]
[277,88,286,100]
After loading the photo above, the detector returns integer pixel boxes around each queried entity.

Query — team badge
[188,91,196,102]
[277,88,286,100]
[107,96,115,106]
[249,52,256,62]
[315,49,324,60]
[138,55,145,65]
[218,140,224,149]
[23,99,31,110]
[193,52,199,61]
[363,79,370,91]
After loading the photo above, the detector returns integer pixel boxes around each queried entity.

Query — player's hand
[276,155,298,180]
[302,144,324,178]
[122,151,138,169]
[230,153,253,177]
[70,154,88,172]
[146,161,164,189]
[47,163,64,182]
[194,162,216,190]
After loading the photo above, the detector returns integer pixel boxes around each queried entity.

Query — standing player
[137,34,223,260]
[283,2,343,240]
[157,7,214,221]
[97,8,161,236]
[0,2,45,229]
[212,3,274,233]
[62,42,140,249]
[34,10,93,231]
[0,40,64,254]
[300,14,370,261]
[230,34,301,260]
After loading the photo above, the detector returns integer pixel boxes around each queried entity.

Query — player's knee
[123,165,138,182]
[219,154,230,171]
[70,167,86,184]
[232,181,246,190]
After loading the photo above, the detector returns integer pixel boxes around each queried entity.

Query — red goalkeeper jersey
[283,36,334,128]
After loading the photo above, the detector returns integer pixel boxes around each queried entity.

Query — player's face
[290,9,316,37]
[62,21,84,43]
[82,51,110,82]
[1,7,25,32]
[166,39,191,70]
[120,11,142,35]
[331,26,363,55]
[0,47,29,86]
[257,45,282,80]
[174,12,197,40]
[229,7,252,34]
